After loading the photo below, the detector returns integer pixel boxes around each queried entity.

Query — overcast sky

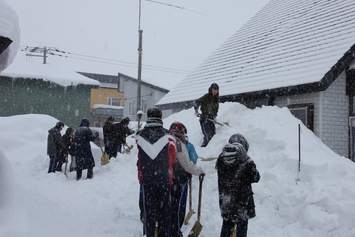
[8,0,270,89]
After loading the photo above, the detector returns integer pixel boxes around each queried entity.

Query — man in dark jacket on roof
[136,107,176,237]
[216,134,260,237]
[47,121,65,173]
[194,83,219,147]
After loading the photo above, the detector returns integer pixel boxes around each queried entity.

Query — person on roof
[194,83,219,147]
[215,134,260,237]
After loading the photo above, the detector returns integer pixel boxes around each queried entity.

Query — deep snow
[1,102,355,237]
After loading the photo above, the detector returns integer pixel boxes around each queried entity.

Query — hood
[79,118,90,127]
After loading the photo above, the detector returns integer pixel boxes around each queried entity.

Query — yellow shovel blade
[184,209,195,225]
[101,154,110,166]
[188,220,203,237]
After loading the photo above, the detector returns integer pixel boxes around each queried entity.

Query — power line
[19,45,190,75]
[144,0,207,16]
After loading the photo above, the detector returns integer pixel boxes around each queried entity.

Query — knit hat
[147,107,162,118]
[210,83,219,90]
[228,133,249,152]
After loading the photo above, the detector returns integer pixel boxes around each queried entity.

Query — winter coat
[172,136,203,184]
[103,121,115,144]
[47,127,65,156]
[62,128,74,155]
[216,143,260,222]
[114,121,134,145]
[185,140,198,165]
[193,88,219,119]
[136,118,176,185]
[73,118,98,170]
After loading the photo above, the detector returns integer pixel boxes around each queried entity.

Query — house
[156,0,355,161]
[0,61,100,128]
[78,72,125,127]
[81,71,169,125]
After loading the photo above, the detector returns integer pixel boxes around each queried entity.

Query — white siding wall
[275,72,349,158]
[122,79,168,121]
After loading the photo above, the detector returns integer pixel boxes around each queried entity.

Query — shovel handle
[197,174,204,222]
[189,178,192,210]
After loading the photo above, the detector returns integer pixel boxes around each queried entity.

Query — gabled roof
[78,71,169,93]
[1,61,100,87]
[157,0,355,108]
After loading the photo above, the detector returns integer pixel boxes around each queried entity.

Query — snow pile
[0,103,355,236]
[0,0,20,72]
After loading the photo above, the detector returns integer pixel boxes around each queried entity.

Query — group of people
[47,118,99,180]
[46,83,260,237]
[103,116,134,159]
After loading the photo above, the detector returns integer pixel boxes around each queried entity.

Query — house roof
[78,71,169,93]
[156,0,355,108]
[1,61,100,87]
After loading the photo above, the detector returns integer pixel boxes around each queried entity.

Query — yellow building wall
[90,88,124,110]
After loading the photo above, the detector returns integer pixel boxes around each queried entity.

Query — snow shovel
[64,154,68,178]
[184,179,195,225]
[137,110,144,131]
[198,156,217,161]
[124,143,134,153]
[98,139,109,166]
[230,223,236,237]
[197,114,229,127]
[188,175,204,237]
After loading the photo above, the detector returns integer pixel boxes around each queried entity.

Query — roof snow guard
[156,0,355,109]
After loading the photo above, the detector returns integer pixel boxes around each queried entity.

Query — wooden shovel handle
[197,174,204,222]
[189,178,192,210]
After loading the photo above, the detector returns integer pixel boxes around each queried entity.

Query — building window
[128,99,147,115]
[287,103,314,131]
[129,101,137,116]
[107,97,121,106]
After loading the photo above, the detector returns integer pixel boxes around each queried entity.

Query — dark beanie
[210,83,219,90]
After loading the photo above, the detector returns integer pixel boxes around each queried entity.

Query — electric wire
[19,45,190,75]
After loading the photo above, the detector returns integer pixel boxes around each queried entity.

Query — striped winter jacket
[136,118,176,185]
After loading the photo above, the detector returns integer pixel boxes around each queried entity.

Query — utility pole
[137,0,143,120]
[25,46,50,64]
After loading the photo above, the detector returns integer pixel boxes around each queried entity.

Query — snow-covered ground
[1,102,355,237]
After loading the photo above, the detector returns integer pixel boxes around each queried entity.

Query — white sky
[7,0,270,90]
[1,102,355,237]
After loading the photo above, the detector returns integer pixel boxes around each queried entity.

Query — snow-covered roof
[157,0,355,106]
[0,0,20,71]
[0,61,100,87]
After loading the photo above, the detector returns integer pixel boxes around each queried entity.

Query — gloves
[195,110,200,117]
[200,170,206,176]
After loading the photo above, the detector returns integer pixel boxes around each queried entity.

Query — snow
[1,103,355,237]
[0,0,20,71]
[1,61,100,87]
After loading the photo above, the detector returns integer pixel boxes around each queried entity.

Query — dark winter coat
[73,118,98,170]
[113,120,134,145]
[216,143,260,222]
[47,127,65,156]
[193,88,219,119]
[136,118,176,185]
[62,128,74,154]
[103,121,115,144]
